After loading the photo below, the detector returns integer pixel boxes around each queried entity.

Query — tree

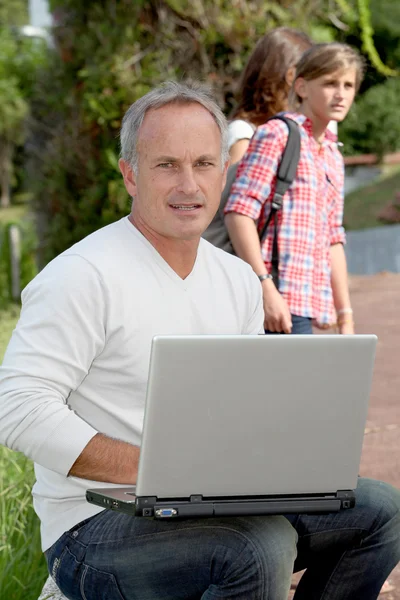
[33,0,304,260]
[0,19,49,207]
[0,30,29,208]
[339,77,400,157]
[30,0,395,261]
[0,0,29,27]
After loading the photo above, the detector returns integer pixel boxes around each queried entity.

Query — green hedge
[339,77,400,158]
[30,0,337,263]
[29,1,398,260]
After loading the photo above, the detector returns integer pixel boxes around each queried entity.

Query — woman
[228,27,313,164]
[225,43,364,335]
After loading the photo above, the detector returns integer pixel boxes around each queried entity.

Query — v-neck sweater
[0,217,263,550]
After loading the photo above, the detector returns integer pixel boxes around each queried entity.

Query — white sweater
[0,217,263,550]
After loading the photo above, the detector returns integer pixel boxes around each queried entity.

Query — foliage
[30,0,398,261]
[334,0,400,90]
[368,0,400,70]
[0,0,28,27]
[0,25,49,207]
[339,77,400,157]
[0,219,38,309]
[344,168,400,230]
[356,0,397,76]
[0,281,45,599]
[0,302,20,361]
[0,79,27,144]
[0,298,46,598]
[32,0,301,261]
[0,445,47,600]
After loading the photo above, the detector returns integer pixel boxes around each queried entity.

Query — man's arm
[0,255,115,477]
[69,433,139,484]
[330,242,354,334]
[225,212,292,333]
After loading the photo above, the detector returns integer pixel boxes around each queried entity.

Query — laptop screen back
[136,335,376,499]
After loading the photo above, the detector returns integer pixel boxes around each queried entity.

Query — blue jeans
[46,478,400,600]
[265,314,313,335]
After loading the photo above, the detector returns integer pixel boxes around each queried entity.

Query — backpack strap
[258,115,301,288]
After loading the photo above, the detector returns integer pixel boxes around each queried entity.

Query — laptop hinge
[336,490,356,509]
[190,494,203,503]
[136,496,157,508]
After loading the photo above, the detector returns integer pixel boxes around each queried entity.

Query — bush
[339,76,400,157]
[31,0,328,263]
[0,220,38,309]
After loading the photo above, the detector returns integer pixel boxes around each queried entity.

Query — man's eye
[158,163,174,169]
[196,161,212,168]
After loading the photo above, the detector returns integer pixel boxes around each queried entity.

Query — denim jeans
[46,477,400,600]
[265,315,313,335]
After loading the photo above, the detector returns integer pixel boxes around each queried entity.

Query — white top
[0,217,263,550]
[228,118,338,149]
[228,119,255,150]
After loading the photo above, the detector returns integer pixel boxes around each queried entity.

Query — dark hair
[289,43,366,109]
[232,27,313,126]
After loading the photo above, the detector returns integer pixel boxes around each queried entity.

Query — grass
[0,204,30,225]
[0,304,20,362]
[344,166,400,230]
[0,448,48,599]
[0,305,48,599]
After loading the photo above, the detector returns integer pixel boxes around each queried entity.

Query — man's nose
[176,167,199,195]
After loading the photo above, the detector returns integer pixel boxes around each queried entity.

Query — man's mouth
[170,204,202,211]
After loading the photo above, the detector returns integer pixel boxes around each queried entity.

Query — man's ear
[294,77,307,101]
[119,159,137,197]
[221,159,230,191]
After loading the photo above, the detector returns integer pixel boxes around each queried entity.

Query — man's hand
[69,433,139,484]
[262,279,292,333]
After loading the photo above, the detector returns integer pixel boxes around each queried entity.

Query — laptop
[86,334,377,518]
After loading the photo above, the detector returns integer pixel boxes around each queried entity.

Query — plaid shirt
[225,112,346,325]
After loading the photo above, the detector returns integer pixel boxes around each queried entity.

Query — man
[0,82,399,600]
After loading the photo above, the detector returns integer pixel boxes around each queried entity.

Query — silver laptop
[87,334,377,518]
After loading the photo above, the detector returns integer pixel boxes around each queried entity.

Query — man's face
[119,102,228,244]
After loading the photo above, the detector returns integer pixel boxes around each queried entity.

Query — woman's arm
[330,242,354,334]
[327,152,353,334]
[225,213,292,334]
[225,120,294,333]
[229,139,250,164]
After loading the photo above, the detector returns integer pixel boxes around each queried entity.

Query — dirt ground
[289,272,400,599]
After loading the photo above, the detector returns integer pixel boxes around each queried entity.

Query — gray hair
[120,81,229,172]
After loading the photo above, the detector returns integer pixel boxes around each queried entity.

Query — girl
[228,27,312,164]
[225,43,365,335]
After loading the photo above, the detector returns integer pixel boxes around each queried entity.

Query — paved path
[290,272,400,599]
[353,273,400,599]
